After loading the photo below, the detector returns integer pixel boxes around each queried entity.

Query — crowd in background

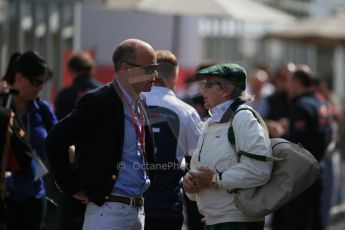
[0,45,344,230]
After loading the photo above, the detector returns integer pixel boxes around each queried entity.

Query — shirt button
[111,175,116,180]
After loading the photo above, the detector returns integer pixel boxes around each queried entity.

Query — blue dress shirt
[112,81,150,197]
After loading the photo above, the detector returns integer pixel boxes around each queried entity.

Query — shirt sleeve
[218,110,273,190]
[183,109,203,157]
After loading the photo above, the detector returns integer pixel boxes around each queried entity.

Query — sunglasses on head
[201,79,223,89]
[125,62,159,75]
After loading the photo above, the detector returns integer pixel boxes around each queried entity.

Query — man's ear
[118,63,133,80]
[119,63,127,71]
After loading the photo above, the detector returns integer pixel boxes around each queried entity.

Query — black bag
[8,117,33,171]
[1,93,33,172]
[0,107,11,163]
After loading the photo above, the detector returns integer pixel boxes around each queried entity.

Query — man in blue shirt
[46,38,157,230]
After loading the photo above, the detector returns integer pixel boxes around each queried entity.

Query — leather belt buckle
[137,197,144,206]
[130,197,134,206]
[131,197,144,206]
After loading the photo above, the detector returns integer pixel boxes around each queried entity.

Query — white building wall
[79,5,200,68]
[177,16,201,68]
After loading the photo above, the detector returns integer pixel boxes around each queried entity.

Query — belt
[104,195,144,207]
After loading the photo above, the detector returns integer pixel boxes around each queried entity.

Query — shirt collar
[115,79,135,106]
[209,100,234,123]
[150,86,175,96]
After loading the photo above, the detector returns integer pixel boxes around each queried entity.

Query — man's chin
[143,83,154,92]
[142,88,152,92]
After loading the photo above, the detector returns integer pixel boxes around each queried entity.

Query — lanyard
[113,80,146,155]
[125,102,146,153]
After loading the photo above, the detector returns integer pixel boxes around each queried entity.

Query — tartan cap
[197,63,247,90]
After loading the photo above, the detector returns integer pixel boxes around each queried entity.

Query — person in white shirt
[183,63,272,230]
[143,50,203,230]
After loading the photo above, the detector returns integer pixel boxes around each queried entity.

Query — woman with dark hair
[1,51,57,230]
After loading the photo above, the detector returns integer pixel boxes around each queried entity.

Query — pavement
[329,203,345,230]
[182,203,345,230]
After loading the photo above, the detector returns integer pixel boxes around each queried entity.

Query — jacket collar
[219,98,246,123]
[210,100,232,123]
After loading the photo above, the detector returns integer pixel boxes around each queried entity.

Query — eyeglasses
[201,80,223,89]
[125,62,159,75]
[25,77,46,86]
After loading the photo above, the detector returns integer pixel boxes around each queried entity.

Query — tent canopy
[265,11,345,46]
[105,0,294,22]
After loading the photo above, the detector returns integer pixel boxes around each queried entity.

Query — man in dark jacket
[49,52,102,230]
[46,38,157,230]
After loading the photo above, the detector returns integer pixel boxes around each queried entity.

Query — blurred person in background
[280,66,333,230]
[313,78,342,228]
[143,50,203,230]
[1,51,57,230]
[246,69,274,117]
[49,51,101,230]
[263,63,296,139]
[55,52,101,120]
[183,77,208,120]
[183,61,217,120]
[267,63,296,230]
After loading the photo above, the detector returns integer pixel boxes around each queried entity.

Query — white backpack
[228,107,321,217]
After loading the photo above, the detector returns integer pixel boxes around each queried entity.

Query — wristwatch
[209,174,219,189]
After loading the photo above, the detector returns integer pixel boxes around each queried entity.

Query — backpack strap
[227,107,261,145]
[238,150,267,162]
[238,150,281,162]
[228,107,277,162]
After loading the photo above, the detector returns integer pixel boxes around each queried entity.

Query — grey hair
[221,79,253,102]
